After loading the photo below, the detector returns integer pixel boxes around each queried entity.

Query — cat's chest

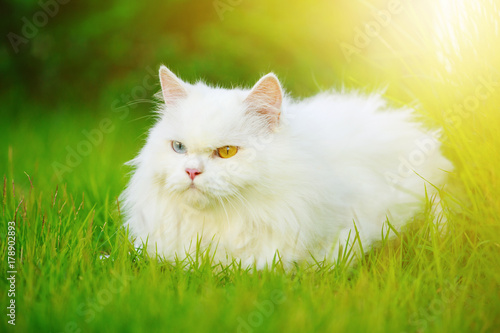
[167,205,260,251]
[173,204,245,236]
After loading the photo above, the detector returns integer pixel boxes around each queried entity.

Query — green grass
[2,1,500,331]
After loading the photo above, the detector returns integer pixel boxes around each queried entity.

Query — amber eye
[216,146,238,158]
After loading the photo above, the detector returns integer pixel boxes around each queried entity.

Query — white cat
[121,65,452,269]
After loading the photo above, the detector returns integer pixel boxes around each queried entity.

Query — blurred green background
[2,0,467,106]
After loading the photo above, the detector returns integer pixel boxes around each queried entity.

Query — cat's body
[121,66,452,269]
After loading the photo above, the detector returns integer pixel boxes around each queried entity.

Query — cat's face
[144,66,283,209]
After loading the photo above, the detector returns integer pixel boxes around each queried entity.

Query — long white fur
[120,66,453,269]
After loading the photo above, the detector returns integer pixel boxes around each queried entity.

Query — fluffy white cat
[120,65,452,269]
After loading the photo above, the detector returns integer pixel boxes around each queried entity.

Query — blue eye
[171,141,187,154]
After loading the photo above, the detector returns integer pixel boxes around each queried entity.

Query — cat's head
[142,66,284,209]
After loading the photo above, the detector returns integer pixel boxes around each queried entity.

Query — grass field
[2,1,500,332]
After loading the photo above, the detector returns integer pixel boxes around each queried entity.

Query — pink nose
[185,168,202,180]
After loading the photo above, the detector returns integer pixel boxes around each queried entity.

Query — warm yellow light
[433,0,500,72]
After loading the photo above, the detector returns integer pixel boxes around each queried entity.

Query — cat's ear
[245,73,283,130]
[159,65,187,105]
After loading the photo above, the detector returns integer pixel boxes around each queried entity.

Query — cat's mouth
[186,182,205,195]
[180,182,211,209]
